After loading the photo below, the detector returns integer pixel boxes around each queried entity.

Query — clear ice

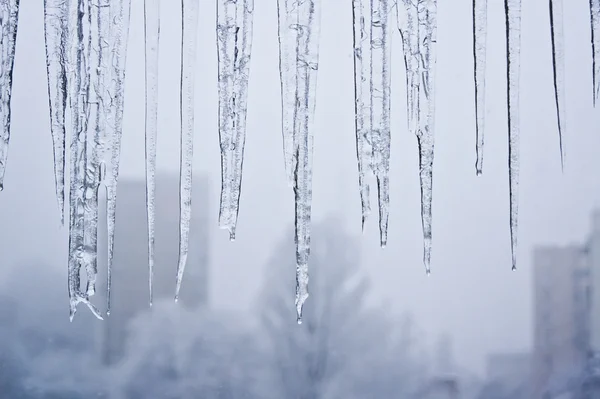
[105,0,132,315]
[0,0,20,191]
[352,0,391,247]
[591,0,600,104]
[549,0,566,169]
[175,0,200,302]
[473,0,487,175]
[217,0,254,241]
[277,0,322,323]
[44,0,68,223]
[144,0,160,306]
[397,0,438,274]
[505,0,521,271]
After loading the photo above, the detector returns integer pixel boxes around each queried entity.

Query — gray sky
[0,0,598,374]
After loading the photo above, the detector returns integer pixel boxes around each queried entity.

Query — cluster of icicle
[40,0,132,320]
[0,0,594,322]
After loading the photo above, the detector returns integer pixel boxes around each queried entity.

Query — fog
[0,0,598,396]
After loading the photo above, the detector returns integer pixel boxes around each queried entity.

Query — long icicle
[398,0,437,274]
[43,0,67,223]
[105,0,132,315]
[417,0,437,274]
[68,0,101,321]
[217,0,254,241]
[549,0,566,170]
[473,0,487,175]
[144,0,160,307]
[505,0,521,271]
[591,0,600,105]
[82,0,111,299]
[293,0,321,324]
[370,0,391,247]
[352,0,373,230]
[0,0,20,191]
[228,0,253,240]
[175,0,200,302]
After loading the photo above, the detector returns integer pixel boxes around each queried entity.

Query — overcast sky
[0,0,598,374]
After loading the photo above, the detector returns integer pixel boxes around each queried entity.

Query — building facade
[532,245,591,398]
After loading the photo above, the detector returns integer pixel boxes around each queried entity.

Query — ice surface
[505,0,521,270]
[144,0,160,306]
[43,0,68,223]
[0,0,20,191]
[473,0,487,175]
[549,0,566,169]
[217,0,254,241]
[175,0,200,302]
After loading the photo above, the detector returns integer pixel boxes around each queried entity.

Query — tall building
[96,174,210,365]
[532,245,591,398]
[588,211,600,353]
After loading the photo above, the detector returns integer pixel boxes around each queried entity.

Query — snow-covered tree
[109,301,274,399]
[258,217,427,399]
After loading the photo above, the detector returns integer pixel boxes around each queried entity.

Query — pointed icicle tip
[512,265,517,272]
[229,230,236,242]
[0,183,4,192]
[174,295,179,303]
[106,310,111,317]
[476,169,483,177]
[426,269,431,277]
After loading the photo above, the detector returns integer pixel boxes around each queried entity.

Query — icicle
[549,0,566,169]
[370,0,391,247]
[473,0,487,175]
[397,0,437,274]
[505,0,521,271]
[175,0,199,302]
[144,0,160,307]
[105,0,132,315]
[217,0,254,241]
[352,0,391,246]
[44,0,68,223]
[591,0,600,105]
[0,0,20,191]
[277,0,297,187]
[82,0,112,299]
[277,0,321,323]
[68,0,102,321]
[352,0,372,230]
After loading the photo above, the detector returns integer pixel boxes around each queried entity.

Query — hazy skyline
[0,0,598,374]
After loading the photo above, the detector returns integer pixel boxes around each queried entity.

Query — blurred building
[532,245,591,398]
[580,210,600,398]
[483,353,530,398]
[96,174,211,365]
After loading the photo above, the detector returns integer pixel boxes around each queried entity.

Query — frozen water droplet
[297,318,302,325]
